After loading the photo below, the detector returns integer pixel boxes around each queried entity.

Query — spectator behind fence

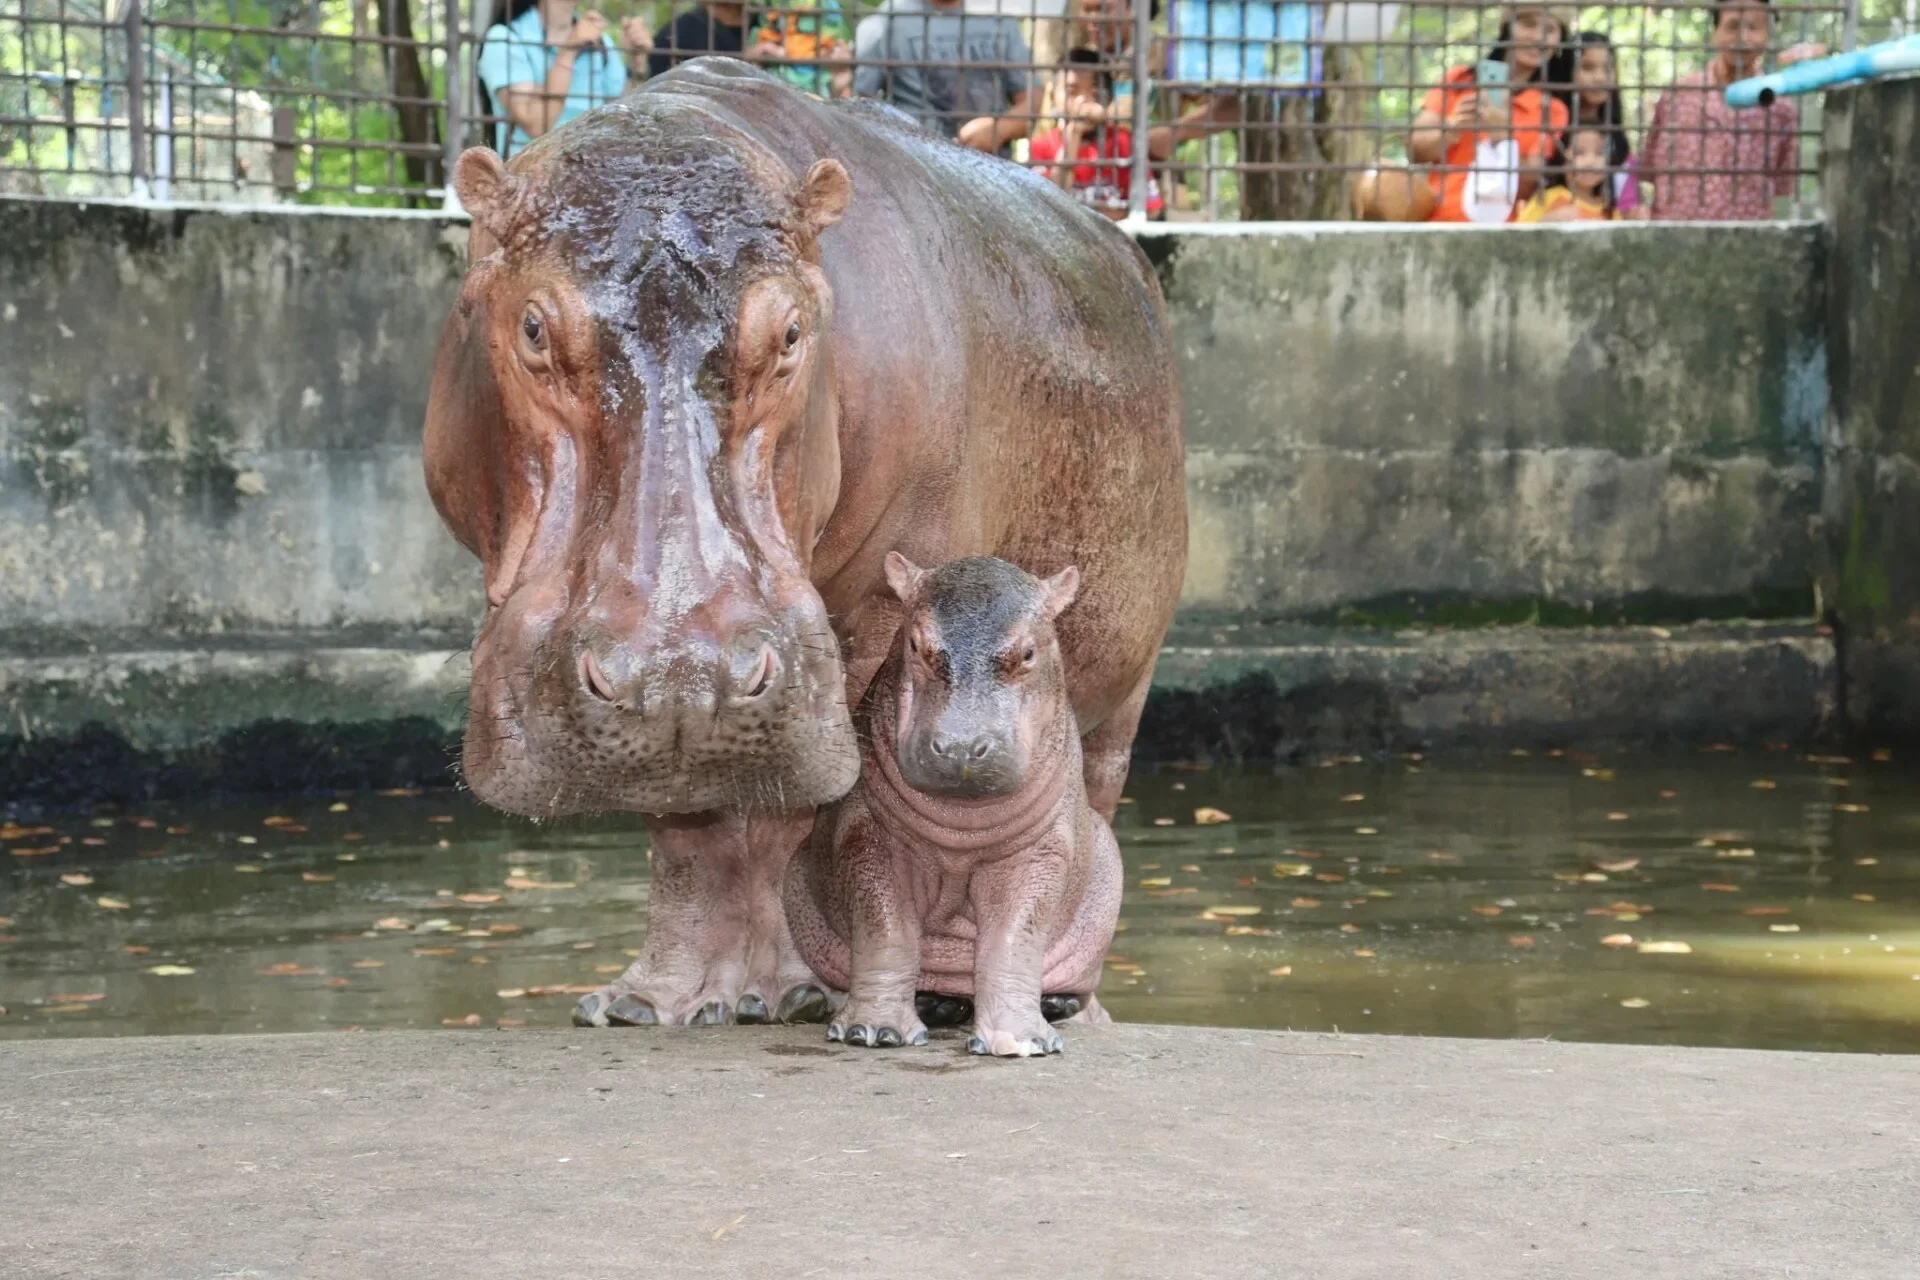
[649,2,749,78]
[1407,4,1568,222]
[752,0,855,97]
[1642,0,1823,221]
[853,0,1035,152]
[1516,126,1620,221]
[1548,31,1641,216]
[1028,48,1162,219]
[477,0,651,154]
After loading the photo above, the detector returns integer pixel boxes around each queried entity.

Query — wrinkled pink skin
[786,555,1122,1056]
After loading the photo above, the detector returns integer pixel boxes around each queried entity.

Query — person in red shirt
[1028,48,1163,220]
[1642,0,1824,221]
[1408,5,1568,222]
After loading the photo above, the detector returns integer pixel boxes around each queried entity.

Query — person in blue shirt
[477,0,654,155]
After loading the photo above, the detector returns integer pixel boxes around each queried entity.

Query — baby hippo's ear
[1040,565,1081,622]
[884,551,927,603]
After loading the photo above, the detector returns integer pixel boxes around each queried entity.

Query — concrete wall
[1139,223,1826,620]
[0,200,1828,651]
[1821,77,1920,737]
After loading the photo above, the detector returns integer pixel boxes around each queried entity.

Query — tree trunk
[376,0,441,195]
[1237,45,1366,221]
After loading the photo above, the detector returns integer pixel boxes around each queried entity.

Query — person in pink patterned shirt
[1642,0,1824,221]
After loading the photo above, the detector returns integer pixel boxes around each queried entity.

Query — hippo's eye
[520,308,547,351]
[784,320,801,351]
[1022,646,1036,665]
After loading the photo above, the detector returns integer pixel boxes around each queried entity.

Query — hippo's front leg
[573,810,831,1028]
[825,816,929,1048]
[966,849,1071,1058]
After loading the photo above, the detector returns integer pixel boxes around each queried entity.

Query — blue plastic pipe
[1726,35,1920,107]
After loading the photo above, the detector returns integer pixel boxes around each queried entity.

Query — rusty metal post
[443,0,464,197]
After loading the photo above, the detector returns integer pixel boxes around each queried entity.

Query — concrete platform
[1,1024,1913,1278]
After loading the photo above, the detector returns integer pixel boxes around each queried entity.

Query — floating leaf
[1206,905,1261,917]
[12,846,61,857]
[1836,804,1870,814]
[1770,923,1801,933]
[1750,779,1777,790]
[1151,818,1175,827]
[1600,934,1635,948]
[257,963,324,977]
[1854,893,1877,903]
[1339,922,1360,934]
[51,992,106,1003]
[1855,857,1879,866]
[324,977,350,988]
[262,816,294,827]
[443,1014,482,1027]
[1606,812,1630,821]
[352,959,386,969]
[59,873,94,886]
[1470,905,1503,917]
[1338,794,1365,803]
[374,917,412,930]
[1145,887,1197,897]
[1741,907,1791,917]
[1354,827,1379,835]
[301,872,335,883]
[1353,949,1377,958]
[1716,848,1756,859]
[504,877,576,891]
[1139,877,1171,888]
[1271,862,1313,878]
[1619,997,1651,1009]
[121,944,149,954]
[328,802,350,813]
[525,984,601,996]
[595,964,626,974]
[1509,935,1536,948]
[1701,883,1740,892]
[234,864,261,874]
[1314,872,1346,883]
[1290,897,1321,909]
[458,892,503,905]
[1268,966,1292,977]
[1637,941,1693,954]
[488,923,522,935]
[496,988,528,999]
[428,815,455,824]
[377,787,423,797]
[95,896,130,910]
[145,964,195,976]
[1592,858,1639,873]
[412,947,456,956]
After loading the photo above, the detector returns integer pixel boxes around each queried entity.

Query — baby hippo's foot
[967,1010,1064,1058]
[827,995,929,1048]
[918,992,1086,1027]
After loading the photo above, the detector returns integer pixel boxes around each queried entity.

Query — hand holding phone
[1474,58,1510,114]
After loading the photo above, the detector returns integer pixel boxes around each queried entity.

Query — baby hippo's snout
[901,714,1021,799]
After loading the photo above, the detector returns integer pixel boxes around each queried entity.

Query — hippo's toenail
[826,1023,845,1042]
[605,994,659,1026]
[735,993,770,1024]
[777,984,830,1024]
[572,992,612,1027]
[846,1024,873,1046]
[876,1027,903,1048]
[908,1027,929,1046]
[1041,994,1081,1023]
[688,999,734,1027]
[917,992,973,1027]
[966,1035,989,1055]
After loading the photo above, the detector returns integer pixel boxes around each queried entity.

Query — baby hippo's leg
[967,850,1071,1057]
[825,818,929,1049]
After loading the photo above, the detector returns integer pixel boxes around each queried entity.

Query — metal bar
[443,0,462,191]
[125,0,146,195]
[1126,0,1150,220]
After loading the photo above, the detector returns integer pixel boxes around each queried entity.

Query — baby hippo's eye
[1022,645,1036,665]
[784,320,801,350]
[522,310,545,349]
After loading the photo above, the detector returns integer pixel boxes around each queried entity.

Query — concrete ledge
[1,1024,1913,1278]
[0,622,1835,804]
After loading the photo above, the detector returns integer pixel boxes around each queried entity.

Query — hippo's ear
[884,551,926,604]
[1039,566,1081,622]
[454,147,517,251]
[795,159,851,239]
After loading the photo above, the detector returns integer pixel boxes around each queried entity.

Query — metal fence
[1,0,1893,216]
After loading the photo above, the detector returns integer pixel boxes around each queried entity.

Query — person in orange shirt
[1516,126,1622,222]
[1408,5,1569,223]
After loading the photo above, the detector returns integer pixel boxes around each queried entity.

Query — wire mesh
[1,0,1889,216]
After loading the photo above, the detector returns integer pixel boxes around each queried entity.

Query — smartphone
[1474,58,1510,113]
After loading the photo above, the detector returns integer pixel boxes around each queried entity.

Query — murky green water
[5,746,1919,1052]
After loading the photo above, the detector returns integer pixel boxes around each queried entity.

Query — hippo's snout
[900,719,1025,799]
[576,633,781,714]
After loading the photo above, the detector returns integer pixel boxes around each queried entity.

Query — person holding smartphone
[1407,4,1569,222]
[478,0,652,154]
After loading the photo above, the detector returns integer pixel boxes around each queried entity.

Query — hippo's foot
[571,960,832,1030]
[826,995,928,1049]
[1056,993,1111,1026]
[915,992,1087,1027]
[967,1014,1065,1058]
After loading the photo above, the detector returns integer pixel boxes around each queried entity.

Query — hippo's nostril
[580,649,617,703]
[741,645,777,701]
[928,734,958,759]
[968,736,997,760]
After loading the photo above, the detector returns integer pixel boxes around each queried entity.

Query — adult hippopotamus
[423,57,1186,1028]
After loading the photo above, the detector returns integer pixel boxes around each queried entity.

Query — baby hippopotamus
[785,553,1122,1056]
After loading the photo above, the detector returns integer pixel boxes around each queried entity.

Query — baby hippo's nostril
[580,648,617,703]
[727,642,780,703]
[968,736,998,761]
